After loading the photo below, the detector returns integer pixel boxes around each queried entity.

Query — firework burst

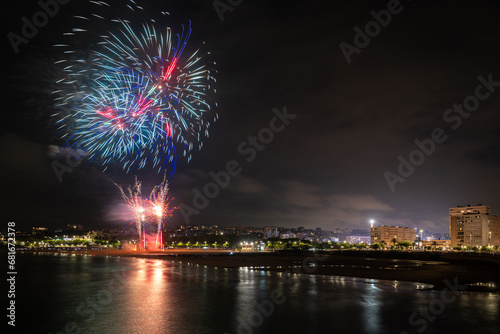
[52,0,217,173]
[55,69,177,172]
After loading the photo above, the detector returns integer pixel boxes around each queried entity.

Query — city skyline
[8,220,451,243]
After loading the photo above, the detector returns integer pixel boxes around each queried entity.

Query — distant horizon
[8,221,453,238]
[10,202,499,235]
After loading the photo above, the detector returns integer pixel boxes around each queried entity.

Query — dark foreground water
[13,254,500,334]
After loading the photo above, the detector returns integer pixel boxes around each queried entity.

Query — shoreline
[15,248,500,292]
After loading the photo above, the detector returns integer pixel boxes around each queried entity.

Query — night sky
[2,0,500,233]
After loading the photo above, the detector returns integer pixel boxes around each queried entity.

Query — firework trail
[111,176,146,249]
[112,174,177,250]
[52,0,217,174]
[149,174,177,250]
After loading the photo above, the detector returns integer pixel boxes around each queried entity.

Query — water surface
[15,254,500,334]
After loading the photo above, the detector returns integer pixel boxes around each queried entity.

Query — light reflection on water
[361,284,382,333]
[16,254,500,334]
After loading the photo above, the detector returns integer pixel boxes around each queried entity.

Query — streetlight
[368,220,375,246]
[369,219,375,228]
